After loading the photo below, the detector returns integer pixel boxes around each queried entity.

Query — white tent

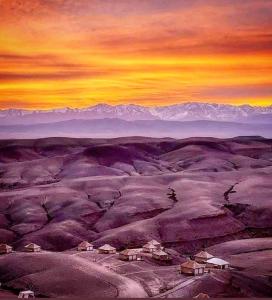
[18,290,35,298]
[206,257,229,269]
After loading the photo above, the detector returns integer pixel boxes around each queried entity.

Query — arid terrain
[0,136,272,298]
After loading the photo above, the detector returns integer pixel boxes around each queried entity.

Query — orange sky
[0,0,272,109]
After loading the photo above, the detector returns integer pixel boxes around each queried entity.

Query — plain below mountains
[1,118,272,139]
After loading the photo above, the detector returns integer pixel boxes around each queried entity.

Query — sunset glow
[0,0,272,109]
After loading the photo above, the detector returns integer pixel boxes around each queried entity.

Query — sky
[0,0,272,109]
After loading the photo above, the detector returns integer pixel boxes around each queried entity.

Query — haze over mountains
[1,103,272,139]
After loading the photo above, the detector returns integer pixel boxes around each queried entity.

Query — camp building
[24,243,41,252]
[98,244,116,254]
[206,257,230,269]
[194,250,214,264]
[0,244,12,254]
[119,249,142,261]
[18,290,35,298]
[180,260,205,276]
[152,250,170,261]
[77,241,94,251]
[149,239,161,249]
[143,239,162,253]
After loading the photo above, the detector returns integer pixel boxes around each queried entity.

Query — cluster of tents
[180,250,230,276]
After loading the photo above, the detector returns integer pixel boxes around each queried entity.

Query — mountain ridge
[1,102,272,125]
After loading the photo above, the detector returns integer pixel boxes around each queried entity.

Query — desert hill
[0,136,271,297]
[0,136,272,250]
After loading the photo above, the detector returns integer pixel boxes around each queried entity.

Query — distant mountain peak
[0,102,272,125]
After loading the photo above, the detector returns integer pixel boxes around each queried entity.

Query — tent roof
[0,244,12,249]
[78,241,93,247]
[20,291,34,295]
[195,250,214,259]
[25,243,40,249]
[206,257,229,265]
[120,249,138,255]
[181,260,204,269]
[99,244,116,251]
[143,242,157,249]
[149,239,161,246]
[153,250,168,256]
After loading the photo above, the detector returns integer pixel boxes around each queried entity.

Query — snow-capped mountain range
[0,102,272,125]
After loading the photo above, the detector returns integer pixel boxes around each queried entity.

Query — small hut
[77,241,93,251]
[194,250,214,264]
[119,249,140,261]
[18,290,35,298]
[206,257,229,269]
[149,239,162,249]
[180,260,205,276]
[143,242,158,253]
[98,244,116,254]
[152,250,170,261]
[24,243,41,252]
[193,293,210,299]
[0,244,12,254]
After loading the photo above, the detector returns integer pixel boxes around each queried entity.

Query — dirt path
[155,275,206,298]
[123,265,178,276]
